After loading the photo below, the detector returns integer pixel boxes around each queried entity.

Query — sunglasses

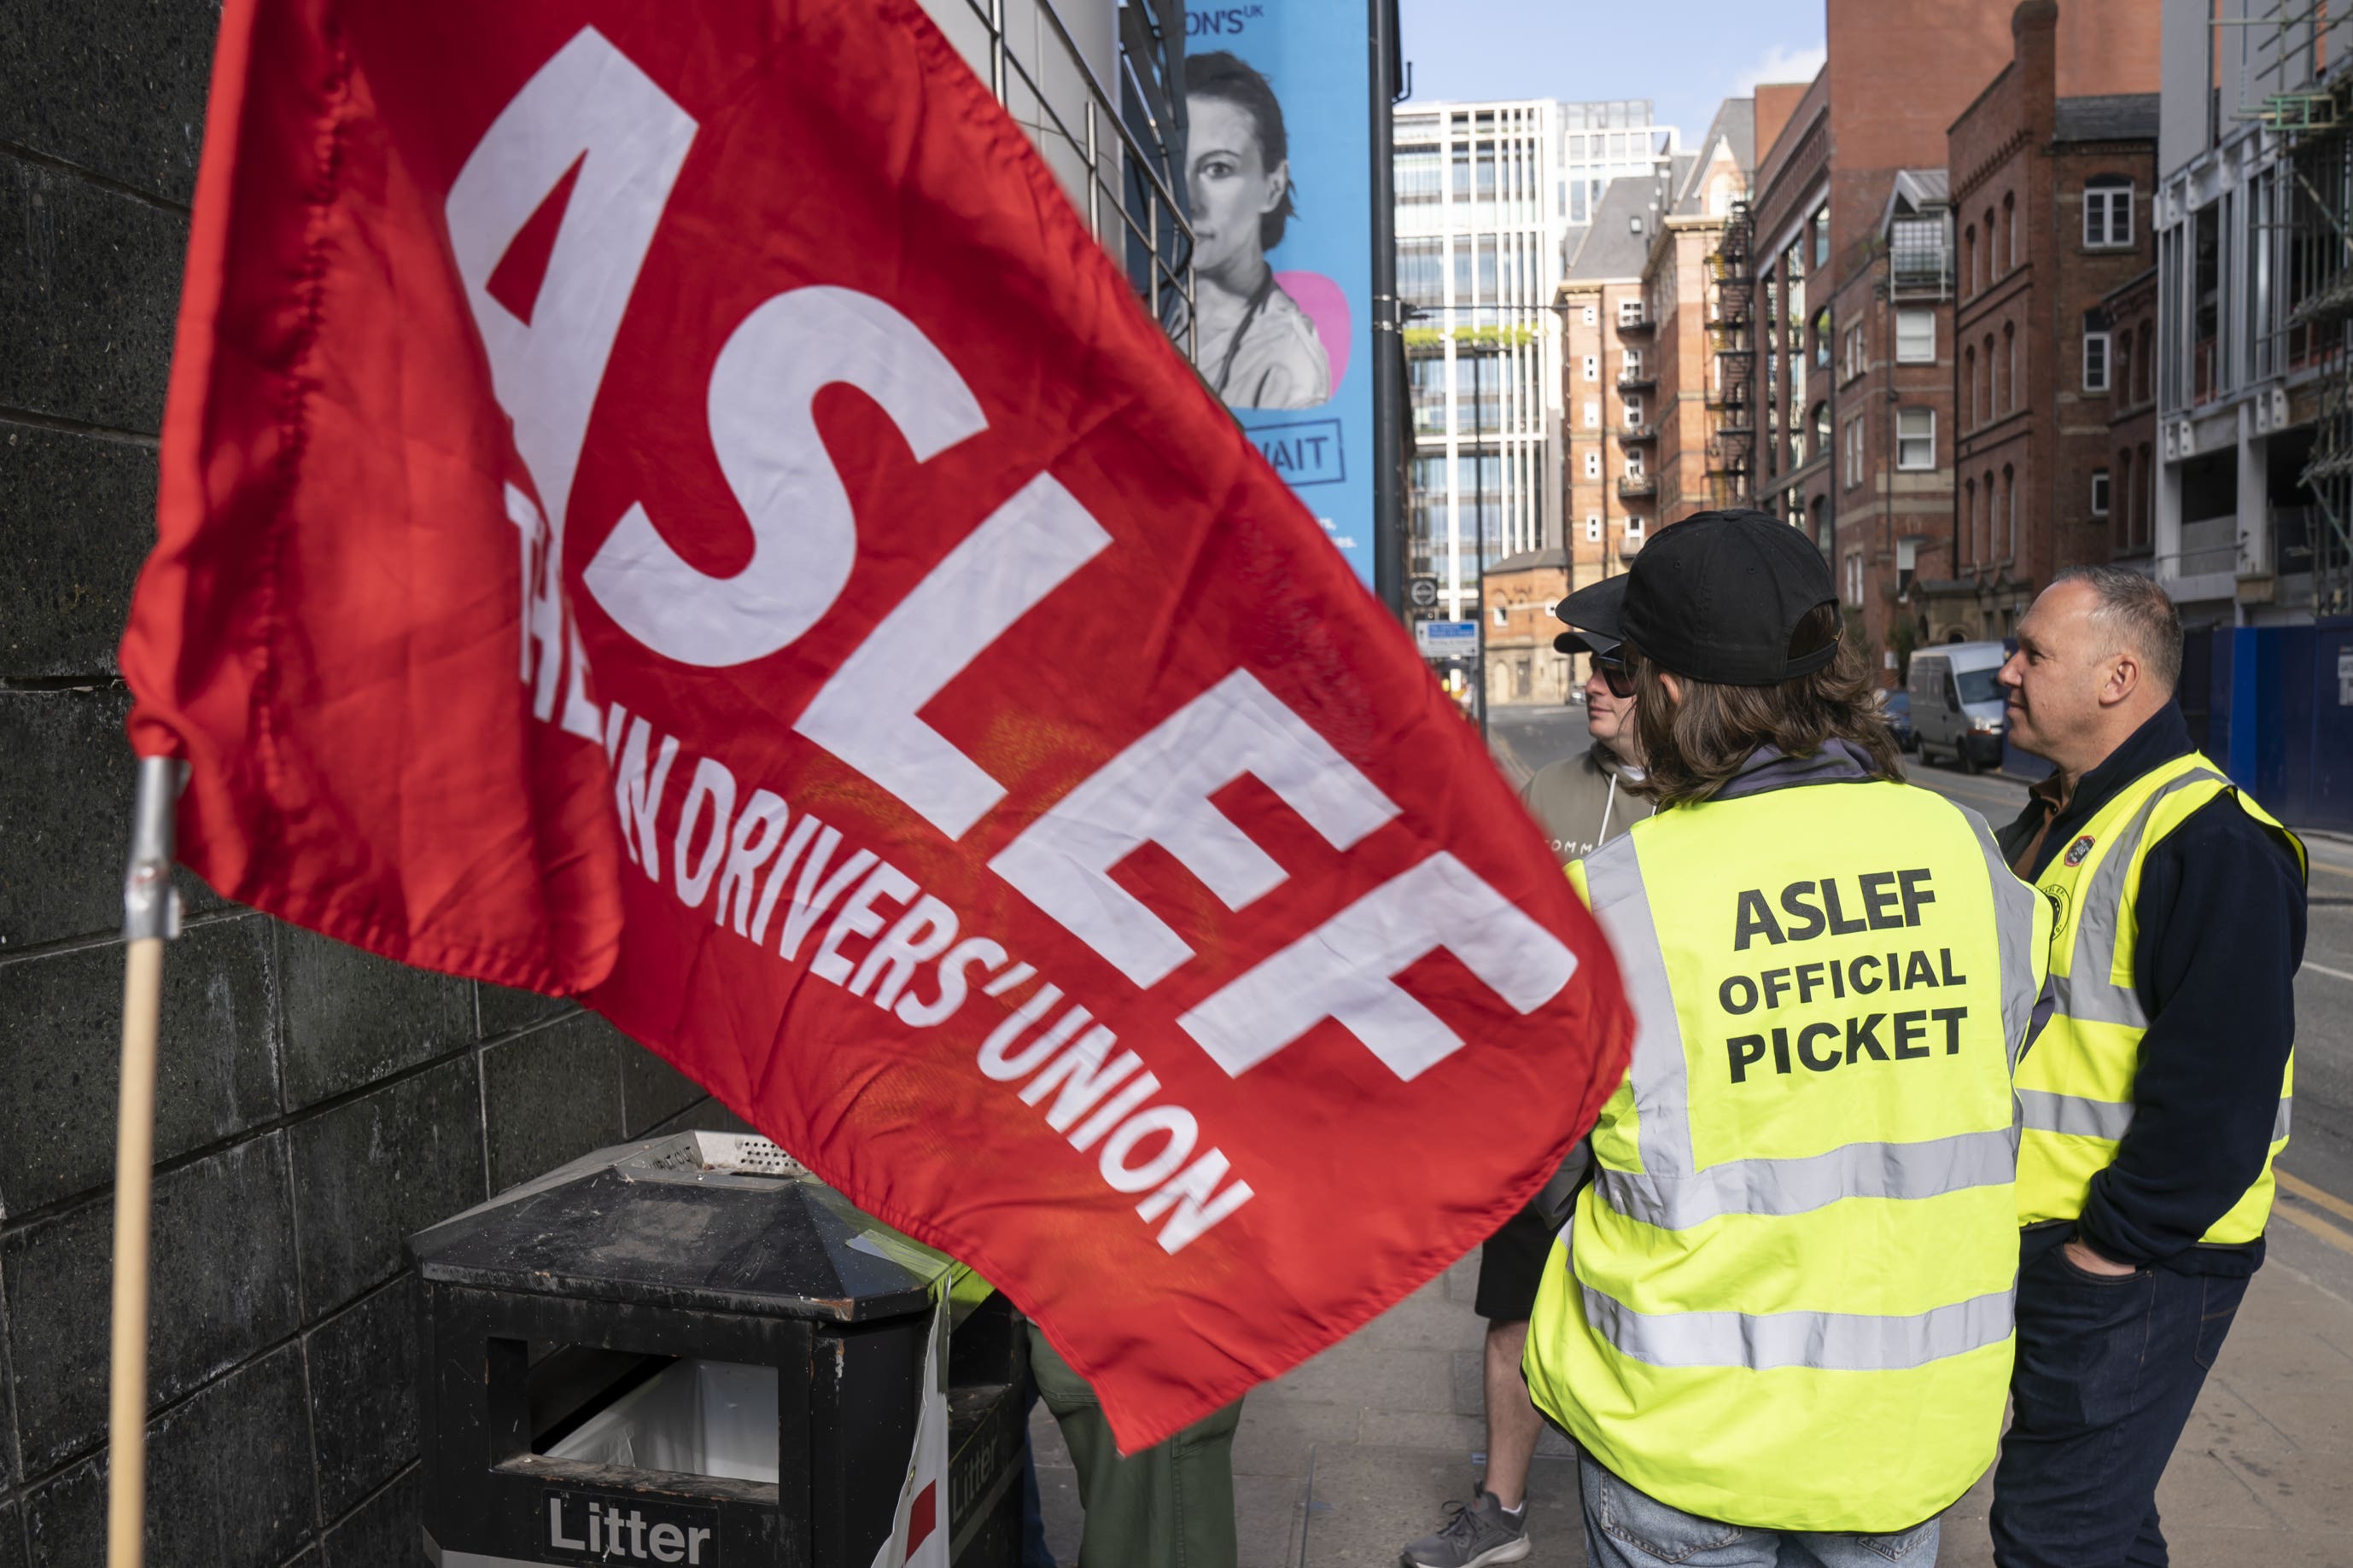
[1592,652,1638,701]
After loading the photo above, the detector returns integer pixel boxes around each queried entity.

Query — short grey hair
[2052,565,2182,694]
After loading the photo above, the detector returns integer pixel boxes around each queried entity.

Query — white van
[1907,642,2010,772]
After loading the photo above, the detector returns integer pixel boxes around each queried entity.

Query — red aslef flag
[120,0,1632,1449]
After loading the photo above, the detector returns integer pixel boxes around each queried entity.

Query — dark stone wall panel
[0,914,279,1218]
[287,1057,483,1317]
[0,156,185,434]
[473,983,573,1040]
[0,421,153,681]
[620,1033,706,1139]
[0,687,219,953]
[4,1134,298,1475]
[481,1014,624,1197]
[303,1276,416,1521]
[277,928,471,1111]
[22,1344,316,1568]
[0,0,219,203]
[320,1466,418,1568]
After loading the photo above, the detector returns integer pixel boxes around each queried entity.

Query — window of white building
[1895,310,1936,364]
[1896,408,1936,469]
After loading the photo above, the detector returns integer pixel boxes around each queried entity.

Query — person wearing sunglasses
[1519,510,2053,1568]
[1404,577,1655,1568]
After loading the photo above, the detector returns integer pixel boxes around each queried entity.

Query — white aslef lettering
[1178,852,1579,1081]
[585,287,988,667]
[795,471,1112,838]
[991,669,1399,987]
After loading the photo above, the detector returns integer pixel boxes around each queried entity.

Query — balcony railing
[1618,423,1657,443]
[1616,312,1655,335]
[1617,475,1656,498]
[1617,370,1656,391]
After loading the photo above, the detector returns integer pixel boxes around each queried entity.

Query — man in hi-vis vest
[1988,568,2306,1568]
[1521,511,2052,1568]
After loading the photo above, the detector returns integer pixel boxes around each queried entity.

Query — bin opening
[523,1343,780,1484]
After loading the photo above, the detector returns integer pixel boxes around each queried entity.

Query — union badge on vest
[2063,835,2096,866]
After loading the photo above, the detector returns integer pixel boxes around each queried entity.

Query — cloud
[1734,41,1827,93]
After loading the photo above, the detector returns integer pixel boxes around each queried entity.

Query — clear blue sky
[1396,0,1827,151]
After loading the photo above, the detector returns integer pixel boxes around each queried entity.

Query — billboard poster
[1171,2,1375,586]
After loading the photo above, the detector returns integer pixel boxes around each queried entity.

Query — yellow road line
[2274,1201,2353,1257]
[2280,1169,2353,1227]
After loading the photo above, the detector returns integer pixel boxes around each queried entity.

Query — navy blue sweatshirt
[1997,703,2306,1276]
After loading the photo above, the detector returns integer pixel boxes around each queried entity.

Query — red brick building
[1931,0,2158,643]
[1647,98,1757,523]
[2104,265,2158,565]
[1727,0,2156,682]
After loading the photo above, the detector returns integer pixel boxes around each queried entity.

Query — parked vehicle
[1880,689,1914,751]
[1907,643,2008,772]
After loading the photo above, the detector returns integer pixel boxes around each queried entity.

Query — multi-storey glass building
[1396,100,1676,618]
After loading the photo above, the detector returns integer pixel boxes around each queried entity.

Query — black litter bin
[408,1131,1026,1568]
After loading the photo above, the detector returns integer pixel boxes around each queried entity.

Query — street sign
[1416,620,1478,662]
[1406,575,1440,612]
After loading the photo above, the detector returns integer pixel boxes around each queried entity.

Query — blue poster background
[1182,2,1375,586]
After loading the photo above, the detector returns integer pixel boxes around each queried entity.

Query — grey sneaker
[1400,1488,1531,1568]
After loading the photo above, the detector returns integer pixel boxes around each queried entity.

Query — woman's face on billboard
[1186,96,1286,283]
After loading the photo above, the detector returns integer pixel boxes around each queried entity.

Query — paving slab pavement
[1031,1206,2353,1566]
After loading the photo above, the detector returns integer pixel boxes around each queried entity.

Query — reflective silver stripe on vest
[1964,808,2050,1074]
[1594,1128,2017,1229]
[1577,1258,2016,1372]
[2050,768,2228,1035]
[1583,806,2038,1231]
[2020,1090,2292,1144]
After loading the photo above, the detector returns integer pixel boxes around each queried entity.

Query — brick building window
[2005,192,2019,271]
[1585,399,1601,428]
[1582,304,1598,325]
[2091,468,2111,516]
[1626,395,1644,425]
[1895,310,1935,363]
[1586,514,1602,542]
[2117,451,2133,539]
[1897,408,1936,469]
[1585,449,1603,478]
[1584,353,1600,381]
[1845,551,1865,607]
[2084,328,2111,392]
[1626,515,1646,541]
[1844,415,1865,488]
[2002,464,2017,557]
[1844,322,1866,381]
[1965,224,1977,294]
[2085,178,2135,248]
[2010,328,2022,412]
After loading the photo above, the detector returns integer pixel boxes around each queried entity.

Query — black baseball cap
[1554,510,1839,685]
[1552,574,1626,657]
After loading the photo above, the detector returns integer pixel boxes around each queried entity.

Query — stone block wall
[0,9,727,1562]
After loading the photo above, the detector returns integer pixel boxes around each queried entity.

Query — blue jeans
[1991,1235,2251,1568]
[1579,1456,1941,1568]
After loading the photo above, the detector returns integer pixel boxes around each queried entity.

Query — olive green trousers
[1027,1323,1244,1568]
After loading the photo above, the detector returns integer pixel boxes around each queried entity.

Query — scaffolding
[1707,200,1757,507]
[2228,1,2353,614]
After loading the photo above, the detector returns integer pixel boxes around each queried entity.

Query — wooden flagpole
[108,758,183,1568]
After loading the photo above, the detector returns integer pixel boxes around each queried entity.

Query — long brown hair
[1629,604,1904,809]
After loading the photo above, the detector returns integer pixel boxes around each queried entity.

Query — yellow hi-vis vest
[1524,780,2051,1533]
[2016,751,2303,1243]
